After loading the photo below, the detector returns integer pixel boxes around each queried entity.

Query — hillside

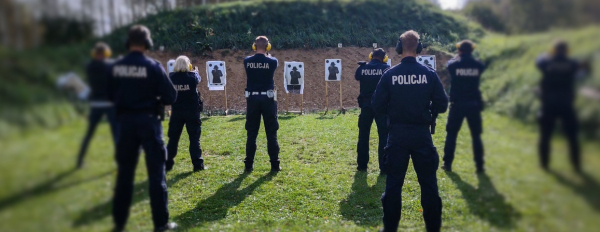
[476,26,600,137]
[102,0,483,53]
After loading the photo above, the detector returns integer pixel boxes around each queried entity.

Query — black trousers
[357,105,388,171]
[77,107,118,165]
[113,114,169,229]
[382,124,442,232]
[245,95,280,166]
[538,105,580,170]
[443,102,484,170]
[166,110,203,169]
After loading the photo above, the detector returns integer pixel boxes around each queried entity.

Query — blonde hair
[400,30,420,53]
[173,55,192,72]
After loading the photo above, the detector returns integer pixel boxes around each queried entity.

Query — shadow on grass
[446,172,521,229]
[227,116,245,122]
[278,115,299,121]
[72,171,193,227]
[340,171,385,226]
[0,168,112,211]
[549,170,600,212]
[174,172,274,230]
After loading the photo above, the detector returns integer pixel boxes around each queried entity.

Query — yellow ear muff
[369,52,389,63]
[188,64,193,71]
[252,43,257,51]
[456,43,461,49]
[456,42,476,51]
[91,48,112,58]
[266,42,272,51]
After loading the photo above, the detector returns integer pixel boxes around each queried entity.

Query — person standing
[243,36,281,173]
[442,40,486,173]
[355,48,390,174]
[536,40,582,173]
[371,30,448,232]
[107,25,178,232]
[76,42,119,169]
[166,55,205,172]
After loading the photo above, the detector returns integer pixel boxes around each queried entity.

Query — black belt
[247,91,268,95]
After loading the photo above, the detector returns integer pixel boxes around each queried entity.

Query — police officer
[536,40,581,172]
[355,48,390,174]
[166,55,204,172]
[107,25,178,232]
[243,36,281,173]
[442,40,486,173]
[77,42,119,168]
[372,30,448,232]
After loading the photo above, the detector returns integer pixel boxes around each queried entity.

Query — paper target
[417,55,436,71]
[206,61,226,91]
[284,62,304,94]
[387,58,392,67]
[325,59,342,81]
[167,59,175,73]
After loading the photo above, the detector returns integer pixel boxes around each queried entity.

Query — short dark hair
[457,40,475,53]
[372,48,386,60]
[127,25,152,48]
[93,42,110,56]
[255,36,269,50]
[400,30,420,54]
[553,40,568,56]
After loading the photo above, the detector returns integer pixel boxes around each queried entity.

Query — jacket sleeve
[371,72,391,115]
[106,63,116,102]
[354,66,361,80]
[430,71,449,113]
[156,63,177,105]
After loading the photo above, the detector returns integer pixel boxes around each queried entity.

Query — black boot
[193,162,205,172]
[165,160,174,172]
[270,162,282,173]
[244,163,254,173]
[155,222,178,232]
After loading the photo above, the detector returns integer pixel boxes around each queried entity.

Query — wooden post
[301,93,304,114]
[286,93,290,113]
[339,81,345,114]
[224,85,228,115]
[324,81,329,114]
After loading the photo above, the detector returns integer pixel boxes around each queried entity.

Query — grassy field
[0,110,599,232]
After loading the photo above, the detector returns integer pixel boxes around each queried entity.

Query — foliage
[42,17,95,45]
[463,0,600,34]
[0,112,599,231]
[477,26,600,137]
[102,0,484,53]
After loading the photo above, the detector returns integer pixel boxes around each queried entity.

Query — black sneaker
[271,165,282,173]
[193,163,205,172]
[441,165,452,172]
[155,222,178,231]
[244,165,254,173]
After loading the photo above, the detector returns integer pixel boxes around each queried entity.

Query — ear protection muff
[395,38,423,55]
[369,52,389,63]
[188,64,193,72]
[456,42,477,50]
[252,42,272,51]
[90,48,112,58]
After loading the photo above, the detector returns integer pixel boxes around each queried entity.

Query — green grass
[477,26,600,137]
[102,0,483,54]
[0,111,599,231]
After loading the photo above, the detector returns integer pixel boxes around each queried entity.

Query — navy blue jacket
[371,57,448,125]
[355,59,391,98]
[536,54,579,107]
[86,59,112,102]
[244,54,278,92]
[446,54,486,103]
[108,51,177,114]
[169,72,201,111]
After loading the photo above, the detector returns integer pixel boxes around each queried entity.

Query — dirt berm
[149,47,453,113]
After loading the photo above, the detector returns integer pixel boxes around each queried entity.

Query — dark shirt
[446,54,486,103]
[355,59,391,98]
[107,51,177,114]
[170,72,201,111]
[86,59,112,102]
[371,57,449,125]
[536,54,579,107]
[244,54,278,92]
